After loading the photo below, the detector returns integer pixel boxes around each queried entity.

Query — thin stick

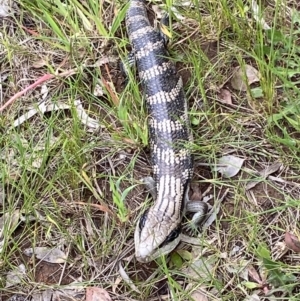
[0,57,116,112]
[0,74,54,113]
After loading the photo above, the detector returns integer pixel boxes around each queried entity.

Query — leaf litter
[0,0,13,17]
[217,88,232,105]
[23,247,68,264]
[0,209,20,253]
[31,283,85,301]
[189,289,209,301]
[0,2,297,301]
[12,98,101,132]
[230,65,260,91]
[284,232,300,253]
[5,264,26,288]
[246,162,282,190]
[86,287,112,301]
[213,155,245,178]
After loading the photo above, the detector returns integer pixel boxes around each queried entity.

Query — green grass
[1,0,300,300]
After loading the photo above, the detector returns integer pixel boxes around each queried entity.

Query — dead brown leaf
[32,59,48,68]
[190,183,203,201]
[102,64,119,106]
[122,137,137,145]
[5,264,26,288]
[86,287,112,301]
[261,162,282,177]
[247,265,263,285]
[23,247,68,263]
[214,155,244,178]
[285,232,300,253]
[218,88,232,104]
[0,210,20,239]
[190,289,209,301]
[231,65,260,91]
[0,74,54,112]
[246,162,281,190]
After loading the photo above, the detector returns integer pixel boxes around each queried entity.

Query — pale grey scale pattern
[126,0,148,21]
[125,0,203,264]
[149,128,190,155]
[151,172,190,216]
[127,8,167,60]
[151,153,192,178]
[134,39,170,69]
[126,0,193,197]
[149,132,193,182]
[135,40,165,60]
[145,91,187,122]
[145,77,184,105]
[148,117,186,134]
[152,150,192,174]
[126,14,149,27]
[139,62,173,82]
[142,68,181,102]
[128,26,155,43]
[149,136,193,176]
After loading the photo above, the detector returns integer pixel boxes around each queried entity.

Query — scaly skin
[126,0,193,262]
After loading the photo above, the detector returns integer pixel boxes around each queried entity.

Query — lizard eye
[160,225,181,247]
[139,209,149,231]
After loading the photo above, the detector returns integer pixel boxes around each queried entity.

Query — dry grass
[1,0,300,300]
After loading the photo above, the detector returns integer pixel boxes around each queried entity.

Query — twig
[0,74,54,113]
[0,56,118,113]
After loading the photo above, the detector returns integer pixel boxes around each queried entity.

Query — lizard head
[134,208,181,262]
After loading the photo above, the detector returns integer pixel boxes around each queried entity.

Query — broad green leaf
[191,117,200,126]
[170,252,183,268]
[256,244,270,259]
[285,115,300,131]
[251,87,264,98]
[266,29,285,44]
[176,249,193,261]
[242,281,260,289]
